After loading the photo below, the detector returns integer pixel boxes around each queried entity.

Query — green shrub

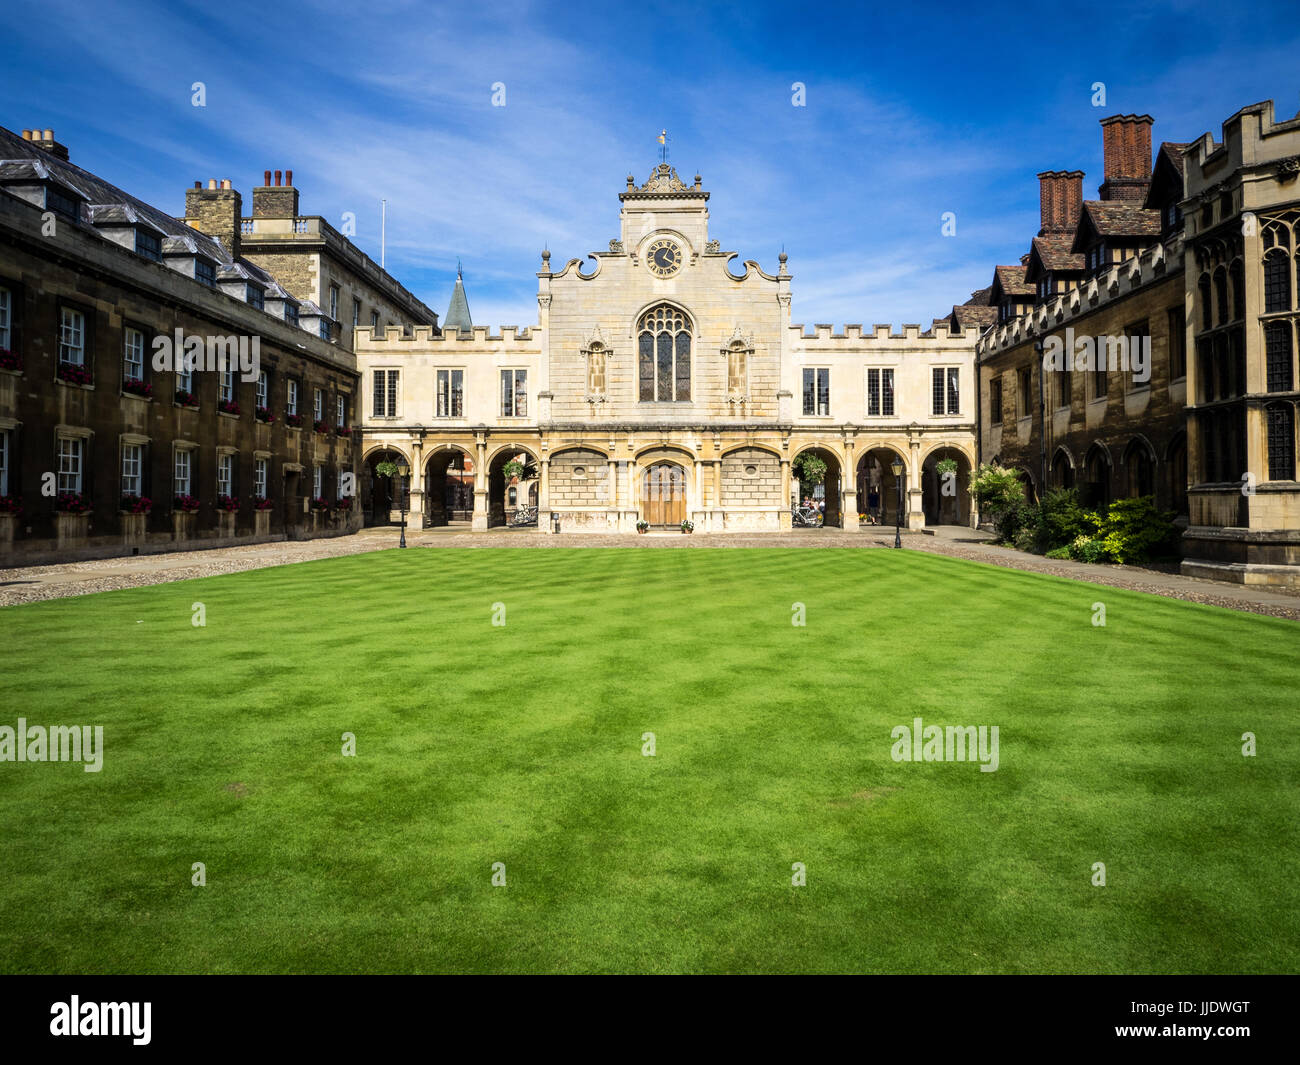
[1097,496,1179,564]
[1013,525,1037,552]
[1044,546,1071,560]
[1035,488,1099,551]
[1067,535,1110,564]
[970,463,1031,542]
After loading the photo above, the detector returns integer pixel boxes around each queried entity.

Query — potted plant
[175,388,199,408]
[635,519,649,534]
[217,398,241,416]
[57,362,92,386]
[123,378,153,399]
[255,406,276,424]
[680,519,695,534]
[0,349,23,372]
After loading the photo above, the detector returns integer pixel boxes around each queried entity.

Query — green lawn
[0,546,1296,974]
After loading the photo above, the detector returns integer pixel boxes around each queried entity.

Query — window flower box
[334,497,353,511]
[216,494,239,513]
[335,425,352,437]
[123,378,153,399]
[0,348,22,372]
[173,494,201,513]
[120,494,152,515]
[217,399,241,416]
[252,496,274,511]
[255,406,276,424]
[0,494,22,516]
[55,491,91,514]
[175,389,199,408]
[57,362,92,386]
[309,496,330,511]
[285,413,304,428]
[312,419,329,434]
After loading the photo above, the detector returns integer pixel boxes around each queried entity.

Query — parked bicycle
[509,505,538,527]
[791,505,824,528]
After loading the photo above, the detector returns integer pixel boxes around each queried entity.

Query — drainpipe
[1034,337,1046,499]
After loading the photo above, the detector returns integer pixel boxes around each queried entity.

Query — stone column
[842,439,859,531]
[538,458,551,531]
[407,438,424,529]
[908,439,925,530]
[779,458,792,530]
[711,459,723,532]
[472,438,489,532]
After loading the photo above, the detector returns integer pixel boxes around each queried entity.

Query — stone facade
[357,165,980,534]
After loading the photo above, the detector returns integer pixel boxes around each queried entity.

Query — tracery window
[638,305,691,402]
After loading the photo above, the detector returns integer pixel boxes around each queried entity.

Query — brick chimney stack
[251,167,300,219]
[1037,170,1084,235]
[1099,114,1154,202]
[184,178,242,258]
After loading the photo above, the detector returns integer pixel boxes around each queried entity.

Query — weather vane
[658,129,669,164]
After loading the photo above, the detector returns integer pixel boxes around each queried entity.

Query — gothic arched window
[638,305,691,402]
[586,341,607,399]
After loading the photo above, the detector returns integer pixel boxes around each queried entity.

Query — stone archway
[794,447,842,527]
[363,449,406,526]
[921,447,973,526]
[424,447,474,527]
[857,447,907,527]
[487,446,539,528]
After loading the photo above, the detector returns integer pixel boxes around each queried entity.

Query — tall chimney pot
[285,170,292,187]
[274,170,282,187]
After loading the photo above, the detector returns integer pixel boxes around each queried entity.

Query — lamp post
[396,457,410,548]
[891,457,904,549]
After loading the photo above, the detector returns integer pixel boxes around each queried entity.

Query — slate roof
[444,268,472,333]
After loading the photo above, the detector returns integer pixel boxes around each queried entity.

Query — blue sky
[1,0,1298,329]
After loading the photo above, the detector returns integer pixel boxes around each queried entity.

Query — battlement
[354,324,539,347]
[1185,98,1300,196]
[789,322,981,343]
[977,230,1183,358]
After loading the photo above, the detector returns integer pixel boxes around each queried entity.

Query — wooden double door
[642,463,686,526]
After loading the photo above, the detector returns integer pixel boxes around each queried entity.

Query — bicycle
[509,505,538,527]
[791,505,824,528]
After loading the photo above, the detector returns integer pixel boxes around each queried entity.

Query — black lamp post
[396,457,410,548]
[891,457,905,549]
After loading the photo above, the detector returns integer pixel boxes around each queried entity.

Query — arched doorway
[642,462,687,527]
[424,447,474,527]
[487,448,538,528]
[1123,438,1155,499]
[1051,449,1074,490]
[794,447,842,527]
[857,447,907,527]
[1083,444,1112,509]
[921,447,972,526]
[363,449,406,526]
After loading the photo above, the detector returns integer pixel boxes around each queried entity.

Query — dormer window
[285,303,300,327]
[1038,277,1052,300]
[46,187,79,221]
[195,259,215,287]
[1164,203,1182,230]
[318,319,331,341]
[136,229,161,262]
[247,286,264,311]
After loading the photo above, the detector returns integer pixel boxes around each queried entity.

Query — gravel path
[2,526,1296,620]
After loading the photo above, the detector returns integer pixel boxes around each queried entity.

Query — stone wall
[549,448,610,507]
[721,447,781,506]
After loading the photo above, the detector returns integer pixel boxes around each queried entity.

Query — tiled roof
[951,304,998,330]
[993,264,1033,298]
[1030,234,1085,273]
[1155,142,1189,179]
[1072,201,1163,251]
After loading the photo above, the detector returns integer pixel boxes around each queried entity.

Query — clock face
[646,238,682,278]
